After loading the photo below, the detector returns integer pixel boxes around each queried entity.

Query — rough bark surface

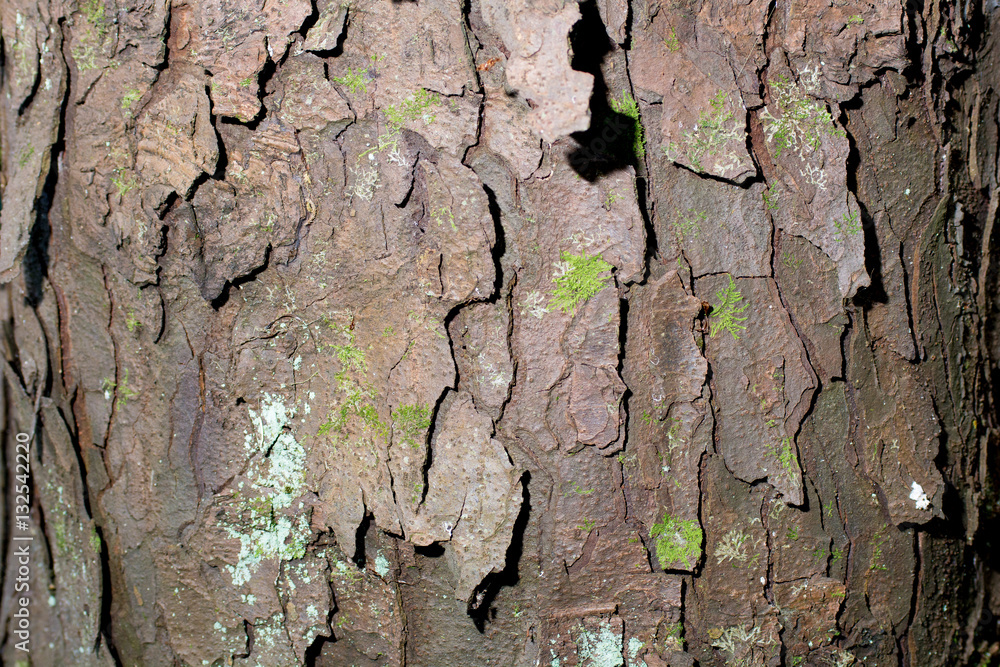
[2,0,1000,665]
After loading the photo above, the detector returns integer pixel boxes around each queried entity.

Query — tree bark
[2,0,999,665]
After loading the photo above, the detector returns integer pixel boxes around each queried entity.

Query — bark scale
[1,0,999,665]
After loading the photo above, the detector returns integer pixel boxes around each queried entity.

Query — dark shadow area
[209,244,272,310]
[923,426,967,539]
[567,0,637,181]
[22,20,68,308]
[218,55,278,130]
[22,205,50,308]
[467,470,530,631]
[635,176,659,275]
[296,0,321,42]
[352,512,373,568]
[482,183,506,298]
[414,542,446,558]
[312,8,350,60]
[95,522,125,664]
[616,296,633,466]
[842,121,888,308]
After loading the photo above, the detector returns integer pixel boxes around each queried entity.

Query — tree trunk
[2,0,999,665]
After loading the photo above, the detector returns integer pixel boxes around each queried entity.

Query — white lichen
[830,649,856,667]
[797,62,823,94]
[626,637,647,667]
[575,621,624,667]
[223,393,311,587]
[346,165,381,201]
[800,162,828,191]
[711,624,770,664]
[373,551,391,577]
[715,529,751,565]
[521,290,550,319]
[909,481,930,510]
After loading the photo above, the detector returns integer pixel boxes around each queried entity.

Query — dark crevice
[23,199,52,305]
[94,521,123,666]
[927,408,966,537]
[16,42,43,118]
[842,114,888,308]
[635,176,658,280]
[23,20,70,308]
[303,625,332,666]
[413,542,445,558]
[155,3,174,73]
[352,512,372,568]
[219,55,278,130]
[616,291,631,448]
[204,83,230,183]
[482,183,506,299]
[467,470,530,631]
[395,166,417,210]
[209,244,272,310]
[621,0,633,50]
[296,0,321,42]
[55,402,95,521]
[418,387,452,506]
[310,6,350,59]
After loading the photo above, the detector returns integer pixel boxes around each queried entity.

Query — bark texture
[1,0,1000,665]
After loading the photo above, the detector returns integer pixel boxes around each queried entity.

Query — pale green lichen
[709,274,748,340]
[762,184,779,211]
[663,622,684,650]
[348,87,442,178]
[778,437,797,475]
[102,368,138,408]
[674,208,705,242]
[332,331,367,374]
[392,403,432,448]
[833,210,862,241]
[331,375,387,440]
[345,164,381,201]
[224,393,311,587]
[111,168,138,197]
[432,206,457,230]
[831,649,856,667]
[121,88,142,110]
[520,290,550,319]
[333,66,371,94]
[650,512,702,569]
[124,309,141,332]
[663,27,680,52]
[384,88,441,131]
[17,146,34,169]
[551,251,613,314]
[72,0,110,72]
[247,614,291,665]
